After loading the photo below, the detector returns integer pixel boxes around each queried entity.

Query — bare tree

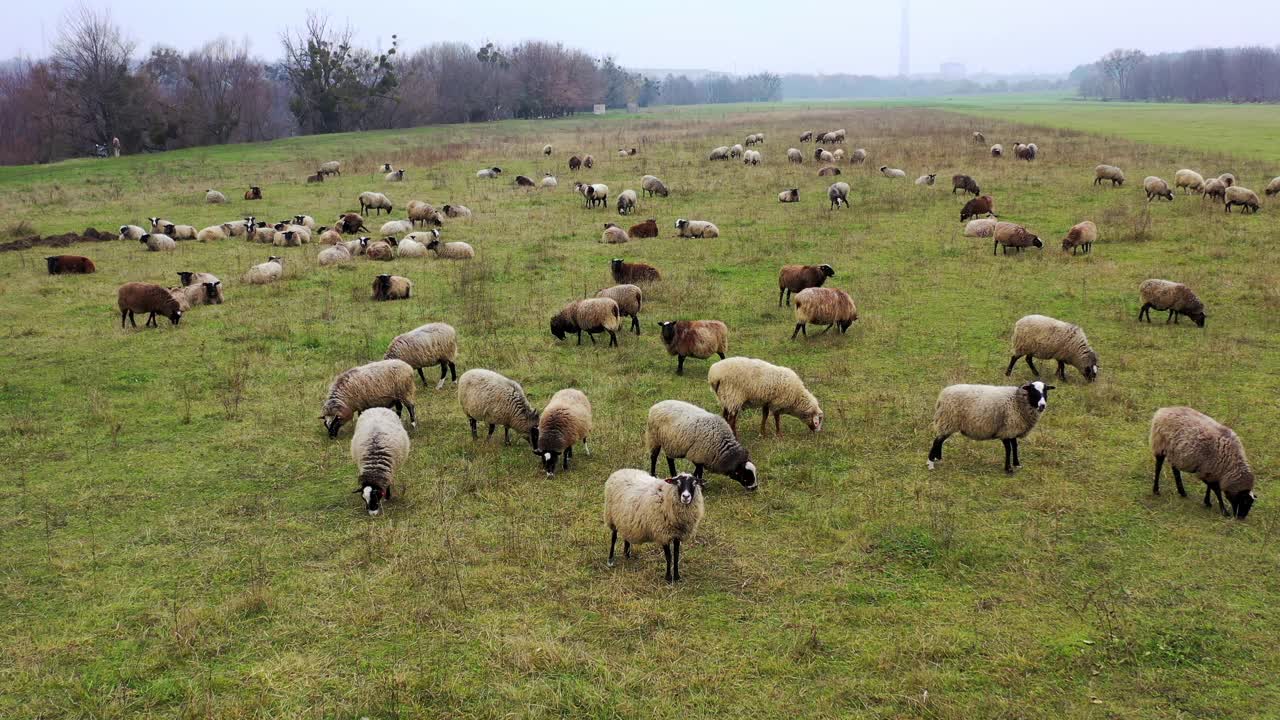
[51,6,141,149]
[1099,49,1146,99]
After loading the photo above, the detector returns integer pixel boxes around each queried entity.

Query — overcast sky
[5,0,1279,76]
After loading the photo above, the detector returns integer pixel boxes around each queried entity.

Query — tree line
[1075,46,1280,102]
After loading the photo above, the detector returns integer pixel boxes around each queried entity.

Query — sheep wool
[350,407,411,516]
[244,256,284,284]
[964,218,997,238]
[457,368,539,446]
[385,322,458,389]
[380,219,414,236]
[850,148,867,164]
[658,320,729,374]
[1174,169,1206,194]
[628,219,659,238]
[322,359,417,438]
[541,175,558,189]
[791,287,856,338]
[604,469,705,583]
[1149,406,1256,518]
[372,274,412,301]
[1144,176,1174,202]
[915,173,937,186]
[535,388,592,475]
[318,160,342,176]
[645,400,758,490]
[318,243,353,266]
[1265,176,1280,197]
[777,264,835,306]
[1139,279,1206,327]
[205,189,227,204]
[674,219,719,238]
[1006,314,1099,383]
[1061,220,1097,254]
[397,230,436,257]
[708,357,822,437]
[596,284,643,335]
[928,381,1053,473]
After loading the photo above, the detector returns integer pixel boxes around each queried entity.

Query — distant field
[2,100,1279,719]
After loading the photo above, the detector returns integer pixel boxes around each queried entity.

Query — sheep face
[729,461,759,491]
[808,412,824,432]
[658,321,677,345]
[610,258,623,274]
[203,282,222,305]
[356,484,386,516]
[1023,381,1054,413]
[322,408,349,438]
[1227,489,1256,519]
[550,312,575,340]
[666,472,704,505]
[819,264,836,278]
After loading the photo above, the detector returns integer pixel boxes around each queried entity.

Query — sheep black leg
[791,323,805,339]
[1002,439,1013,473]
[667,456,678,477]
[778,289,785,307]
[760,405,770,437]
[631,315,640,334]
[405,402,416,429]
[676,356,685,375]
[1025,356,1039,376]
[624,541,631,558]
[663,544,673,583]
[608,331,617,347]
[649,447,660,475]
[487,423,497,440]
[693,464,704,479]
[1204,484,1212,507]
[503,426,511,444]
[449,362,457,382]
[1172,467,1187,497]
[1139,303,1151,322]
[417,367,428,386]
[774,412,782,435]
[1056,361,1067,381]
[672,539,681,582]
[607,528,617,567]
[146,312,157,327]
[718,351,725,360]
[1153,454,1164,494]
[927,436,946,468]
[1213,485,1228,516]
[469,417,478,439]
[1005,355,1020,376]
[576,330,583,345]
[564,447,572,470]
[435,362,447,389]
[1011,438,1020,468]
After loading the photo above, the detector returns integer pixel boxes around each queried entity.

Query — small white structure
[593,104,606,115]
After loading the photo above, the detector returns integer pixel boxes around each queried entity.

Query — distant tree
[51,6,149,152]
[280,14,398,134]
[1099,49,1146,99]
[637,76,660,107]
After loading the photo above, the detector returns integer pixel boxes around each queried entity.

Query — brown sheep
[337,213,367,234]
[117,282,183,328]
[46,255,96,274]
[610,258,660,284]
[515,175,536,187]
[791,287,856,338]
[960,195,996,222]
[658,320,729,375]
[778,264,835,306]
[1061,221,1097,255]
[244,186,262,200]
[993,222,1043,255]
[952,174,981,197]
[628,219,659,238]
[569,155,582,171]
[818,166,841,177]
[306,172,325,184]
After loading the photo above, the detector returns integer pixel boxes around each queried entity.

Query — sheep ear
[663,477,678,484]
[1045,385,1057,391]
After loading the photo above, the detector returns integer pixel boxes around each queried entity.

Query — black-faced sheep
[1139,279,1206,327]
[337,212,367,234]
[1224,186,1261,213]
[818,166,841,177]
[385,322,458,389]
[359,191,393,216]
[1094,165,1125,187]
[993,222,1043,255]
[244,186,262,200]
[828,182,849,209]
[426,237,475,259]
[915,173,937,186]
[601,223,629,244]
[777,264,835,306]
[616,189,638,215]
[139,233,176,252]
[708,356,822,437]
[641,175,669,197]
[791,287,856,338]
[928,381,1053,473]
[534,388,592,476]
[645,400,757,490]
[1061,221,1097,255]
[1144,176,1175,202]
[952,174,981,196]
[596,284,643,335]
[46,255,96,274]
[476,166,503,178]
[1005,314,1099,383]
[674,219,719,238]
[990,144,1003,158]
[550,298,622,347]
[321,359,417,438]
[610,258,660,284]
[778,188,800,203]
[442,204,472,219]
[1150,406,1256,519]
[604,469,704,583]
[350,407,410,516]
[879,166,907,178]
[960,196,997,222]
[658,320,728,374]
[515,174,535,187]
[175,271,223,304]
[372,274,412,301]
[1265,176,1280,197]
[708,146,731,161]
[457,368,539,446]
[117,282,182,328]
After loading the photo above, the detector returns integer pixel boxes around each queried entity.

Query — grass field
[3,99,1279,719]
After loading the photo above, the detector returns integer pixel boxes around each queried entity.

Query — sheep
[915,173,937,186]
[833,149,846,162]
[1061,220,1097,255]
[321,359,417,438]
[371,274,412,302]
[1006,314,1099,383]
[139,233,176,252]
[814,148,835,163]
[601,223,630,244]
[604,469,704,583]
[674,219,719,238]
[973,131,986,144]
[205,189,226,204]
[641,175,669,197]
[743,133,759,146]
[951,174,980,196]
[515,174,535,187]
[318,243,354,266]
[1094,165,1125,187]
[596,283,643,335]
[778,188,800,203]
[1218,172,1236,187]
[397,230,436,258]
[574,182,609,209]
[742,150,761,165]
[777,264,835,306]
[568,155,582,171]
[550,298,621,346]
[243,186,262,200]
[337,212,367,234]
[175,271,223,304]
[244,256,283,285]
[1224,186,1261,214]
[583,155,594,168]
[385,322,458,389]
[849,148,867,164]
[879,166,907,178]
[1174,169,1206,194]
[426,237,475,260]
[616,189,638,215]
[1149,407,1256,519]
[645,400,758,490]
[542,144,553,156]
[990,144,1003,158]
[167,224,197,241]
[359,191,393,216]
[316,226,343,245]
[407,201,444,228]
[364,237,395,261]
[541,174,558,189]
[306,172,325,184]
[658,320,728,375]
[708,357,822,437]
[828,182,850,209]
[786,148,803,163]
[348,408,410,516]
[610,258,660,285]
[196,223,231,243]
[628,219,659,238]
[148,217,174,233]
[818,166,841,176]
[224,218,253,238]
[118,224,145,241]
[1139,279,1206,327]
[46,255,96,274]
[708,146,731,161]
[534,388,592,475]
[928,381,1054,473]
[117,282,183,328]
[441,204,472,219]
[291,214,317,230]
[318,160,341,177]
[271,224,309,247]
[1144,176,1175,202]
[800,131,813,143]
[964,218,998,238]
[1015,143,1038,161]
[380,219,414,236]
[1265,176,1280,197]
[167,283,212,312]
[385,169,405,182]
[476,166,503,178]
[730,144,744,159]
[993,222,1043,255]
[457,368,539,446]
[1202,178,1228,203]
[791,287,856,338]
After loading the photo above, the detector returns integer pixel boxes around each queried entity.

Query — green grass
[3,99,1280,719]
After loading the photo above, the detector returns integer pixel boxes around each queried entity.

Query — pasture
[2,100,1278,719]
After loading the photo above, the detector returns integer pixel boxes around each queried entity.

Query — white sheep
[397,230,437,258]
[349,407,410,516]
[457,368,539,446]
[879,166,907,179]
[119,224,146,241]
[426,237,474,260]
[1174,169,1205,194]
[641,175,669,197]
[828,182,850,209]
[385,169,405,182]
[850,148,867,164]
[616,189,638,215]
[318,160,342,176]
[645,399,757,490]
[385,322,458,389]
[1149,406,1256,518]
[1005,314,1099,383]
[786,148,802,163]
[317,243,353,266]
[243,256,283,284]
[674,219,720,238]
[964,218,997,238]
[139,233,176,252]
[1144,176,1174,202]
[380,219,414,236]
[541,174,558,189]
[196,223,231,242]
[708,357,822,437]
[927,381,1053,473]
[205,189,227,204]
[603,469,704,583]
[358,191,394,216]
[596,284,643,335]
[914,173,937,186]
[442,204,472,219]
[535,388,592,476]
[476,166,503,178]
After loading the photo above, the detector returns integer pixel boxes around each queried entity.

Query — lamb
[397,230,436,257]
[541,174,558,189]
[349,408,410,516]
[993,222,1043,255]
[306,172,325,183]
[441,204,472,219]
[879,166,907,178]
[777,264,835,306]
[791,287,856,338]
[742,150,762,165]
[815,148,835,163]
[385,322,459,389]
[730,144,744,159]
[359,191,393,216]
[364,237,395,261]
[708,357,822,437]
[244,186,262,200]
[568,155,582,171]
[46,255,96,274]
[543,144,552,156]
[550,297,621,346]
[196,223,231,243]
[596,283,643,335]
[1174,169,1206,194]
[828,182,850,209]
[175,271,223,304]
[119,224,145,241]
[117,282,183,328]
[645,400,758,490]
[426,237,475,260]
[1224,186,1261,214]
[243,256,284,284]
[964,218,997,238]
[338,212,367,234]
[658,320,728,374]
[610,258,660,284]
[674,219,720,238]
[167,282,216,311]
[952,174,981,196]
[385,169,405,182]
[583,155,594,168]
[708,146,731,161]
[1149,406,1256,518]
[849,148,867,164]
[915,173,937,186]
[225,218,253,238]
[744,133,761,146]
[786,148,803,163]
[1139,279,1206,327]
[990,144,1003,158]
[601,223,630,244]
[407,200,444,228]
[318,160,342,177]
[1201,178,1228,203]
[628,219,659,238]
[1094,165,1125,187]
[534,388,592,475]
[380,219,414,236]
[1006,314,1099,383]
[1061,220,1097,255]
[818,166,841,176]
[205,189,226,204]
[616,189,638,215]
[457,368,539,445]
[778,188,800,203]
[928,381,1054,473]
[476,166,503,178]
[1218,172,1236,187]
[318,243,354,266]
[321,359,417,438]
[604,469,704,583]
[514,174,535,187]
[1265,176,1280,197]
[372,274,412,301]
[1144,176,1175,202]
[973,131,986,144]
[139,233,176,252]
[641,175,669,197]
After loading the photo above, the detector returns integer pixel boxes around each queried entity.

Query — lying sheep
[778,188,800,203]
[952,174,980,196]
[1144,176,1175,202]
[148,217,174,233]
[1201,178,1228,203]
[515,174,535,187]
[1224,186,1261,214]
[550,298,621,347]
[119,224,145,241]
[1094,165,1125,187]
[318,160,341,177]
[380,219,414,236]
[601,223,630,244]
[349,407,410,516]
[541,174,558,189]
[244,186,262,200]
[385,169,405,182]
[364,237,395,261]
[879,166,907,178]
[1174,169,1205,194]
[1265,176,1280,197]
[306,172,325,183]
[777,264,835,306]
[791,287,856,338]
[117,282,183,328]
[708,357,822,437]
[244,256,283,284]
[850,148,867,164]
[174,271,223,304]
[1150,406,1256,518]
[993,222,1043,255]
[1061,220,1097,255]
[973,131,986,144]
[915,173,937,186]
[205,189,226,204]
[318,243,353,266]
[476,166,503,178]
[708,146,731,161]
[322,359,417,438]
[1139,279,1206,327]
[359,191,393,216]
[397,230,436,258]
[441,204,471,219]
[427,237,474,260]
[641,175,669,198]
[543,144,552,156]
[292,214,318,230]
[596,284,643,335]
[457,368,539,446]
[372,274,412,302]
[535,388,592,476]
[628,219,658,238]
[674,219,719,238]
[828,182,850,209]
[815,148,835,163]
[786,148,803,164]
[604,469,704,583]
[990,144,1003,158]
[196,224,230,242]
[964,218,998,238]
[385,322,458,389]
[139,233,176,252]
[645,400,757,490]
[317,226,343,245]
[46,255,96,274]
[928,381,1053,473]
[611,258,660,284]
[833,149,846,163]
[167,224,198,241]
[381,163,393,172]
[818,166,841,176]
[583,155,594,168]
[658,320,728,375]
[337,212,367,234]
[616,189,638,215]
[1006,314,1099,383]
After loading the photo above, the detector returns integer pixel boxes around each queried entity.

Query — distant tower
[898,0,910,77]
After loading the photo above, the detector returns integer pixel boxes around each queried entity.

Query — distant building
[941,62,966,80]
[593,104,606,115]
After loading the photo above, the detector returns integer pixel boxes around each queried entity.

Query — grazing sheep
[1006,314,1099,383]
[777,264,835,306]
[541,174,558,189]
[117,282,183,328]
[1094,165,1125,187]
[1174,169,1206,194]
[786,148,803,163]
[990,144,1003,158]
[730,144,744,159]
[1015,143,1038,161]
[386,322,458,389]
[645,400,758,490]
[583,155,594,169]
[1224,186,1261,214]
[349,408,410,516]
[973,131,986,144]
[441,204,472,219]
[397,230,436,258]
[321,359,417,438]
[597,284,643,335]
[1202,178,1228,203]
[243,256,284,284]
[616,189,638,215]
[742,149,761,165]
[828,182,850,209]
[708,356,822,437]
[815,148,835,163]
[550,298,621,346]
[628,219,659,238]
[778,188,800,203]
[964,219,997,238]
[601,223,630,244]
[850,148,867,164]
[1218,173,1236,187]
[574,182,610,208]
[791,287,856,338]
[46,255,96,275]
[833,149,846,162]
[119,224,145,241]
[139,233,176,252]
[641,175,669,197]
[372,274,412,301]
[1265,176,1280,197]
[708,146,731,161]
[359,191,393,216]
[1144,176,1175,202]
[674,219,719,238]
[568,155,582,171]
[743,134,760,146]
[658,320,728,375]
[457,368,539,445]
[407,200,444,228]
[1150,407,1256,518]
[535,388,592,475]
[337,212,367,234]
[993,222,1043,255]
[603,469,704,583]
[1139,279,1206,327]
[318,160,341,177]
[543,144,553,156]
[800,131,813,142]
[175,271,223,304]
[243,186,262,200]
[205,189,226,204]
[1061,220,1097,255]
[610,258,660,284]
[952,174,981,196]
[928,381,1053,473]
[380,219,414,236]
[364,237,395,261]
[879,166,907,178]
[318,243,354,266]
[426,237,475,260]
[818,166,841,176]
[476,166,503,178]
[915,173,937,186]
[515,174,535,187]
[306,172,325,183]
[385,169,405,182]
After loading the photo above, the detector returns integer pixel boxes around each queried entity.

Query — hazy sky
[6,0,1279,76]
